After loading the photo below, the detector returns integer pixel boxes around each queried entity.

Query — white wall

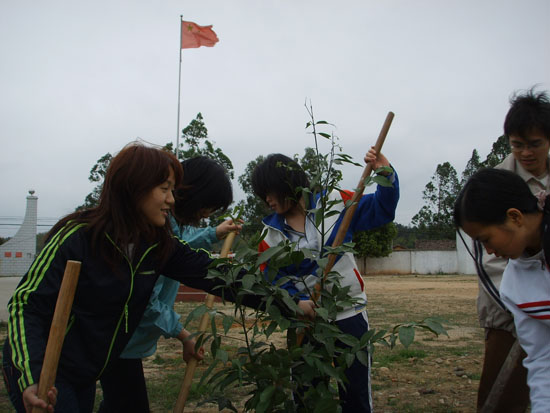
[356,231,477,275]
[456,229,477,274]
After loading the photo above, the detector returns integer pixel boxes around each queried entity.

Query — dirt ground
[148,274,485,412]
[365,274,484,413]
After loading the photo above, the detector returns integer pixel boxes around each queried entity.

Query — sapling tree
[184,105,448,412]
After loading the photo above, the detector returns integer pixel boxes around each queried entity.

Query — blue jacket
[120,218,218,358]
[258,170,399,321]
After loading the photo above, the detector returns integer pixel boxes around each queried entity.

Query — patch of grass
[468,372,481,380]
[395,401,459,413]
[147,370,190,410]
[374,347,428,367]
[150,354,185,367]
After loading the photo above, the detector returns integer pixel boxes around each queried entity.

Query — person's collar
[511,154,550,184]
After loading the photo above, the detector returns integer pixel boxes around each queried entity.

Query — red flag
[181,20,219,49]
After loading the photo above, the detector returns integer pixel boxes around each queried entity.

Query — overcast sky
[1,0,549,237]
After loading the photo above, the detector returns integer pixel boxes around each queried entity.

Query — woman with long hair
[2,143,260,413]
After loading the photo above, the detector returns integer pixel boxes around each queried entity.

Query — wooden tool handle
[314,111,394,299]
[173,231,237,413]
[296,112,394,346]
[32,260,81,413]
[480,340,522,413]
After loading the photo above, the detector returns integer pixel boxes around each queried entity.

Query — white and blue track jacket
[258,170,399,321]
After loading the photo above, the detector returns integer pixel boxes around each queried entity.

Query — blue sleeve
[133,226,217,344]
[120,276,183,358]
[180,226,218,250]
[349,168,400,233]
[140,277,183,339]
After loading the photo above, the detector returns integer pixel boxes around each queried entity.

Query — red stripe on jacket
[518,300,550,308]
[258,240,270,272]
[353,268,364,292]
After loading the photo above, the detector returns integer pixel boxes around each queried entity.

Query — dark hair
[504,88,550,141]
[173,156,233,224]
[454,168,538,228]
[48,142,183,267]
[455,168,550,266]
[251,153,310,208]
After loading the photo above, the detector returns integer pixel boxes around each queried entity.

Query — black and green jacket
[6,224,258,392]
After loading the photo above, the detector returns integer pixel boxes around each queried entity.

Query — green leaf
[264,321,278,338]
[216,348,229,363]
[222,314,234,334]
[344,352,355,368]
[256,245,285,266]
[314,307,329,320]
[337,334,358,347]
[256,385,275,413]
[356,350,370,367]
[398,325,415,348]
[421,317,449,336]
[242,273,256,290]
[319,132,331,139]
[372,175,393,187]
[183,305,208,327]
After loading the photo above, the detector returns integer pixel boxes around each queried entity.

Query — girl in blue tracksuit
[251,148,399,413]
[98,156,241,412]
[2,144,263,413]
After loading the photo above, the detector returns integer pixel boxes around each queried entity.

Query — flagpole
[176,15,183,160]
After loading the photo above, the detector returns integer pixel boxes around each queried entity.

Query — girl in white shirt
[454,168,550,413]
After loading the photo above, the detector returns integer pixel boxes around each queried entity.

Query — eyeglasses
[509,140,547,152]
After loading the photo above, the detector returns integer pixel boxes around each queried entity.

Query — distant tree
[0,236,9,246]
[236,155,271,238]
[164,113,235,227]
[353,222,397,257]
[76,152,112,210]
[460,149,482,187]
[481,135,511,168]
[412,162,460,239]
[392,223,417,249]
[299,147,342,193]
[167,112,234,179]
[78,113,233,227]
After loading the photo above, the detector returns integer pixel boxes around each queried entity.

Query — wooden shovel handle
[32,260,81,413]
[173,231,237,413]
[313,111,394,301]
[297,112,394,346]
